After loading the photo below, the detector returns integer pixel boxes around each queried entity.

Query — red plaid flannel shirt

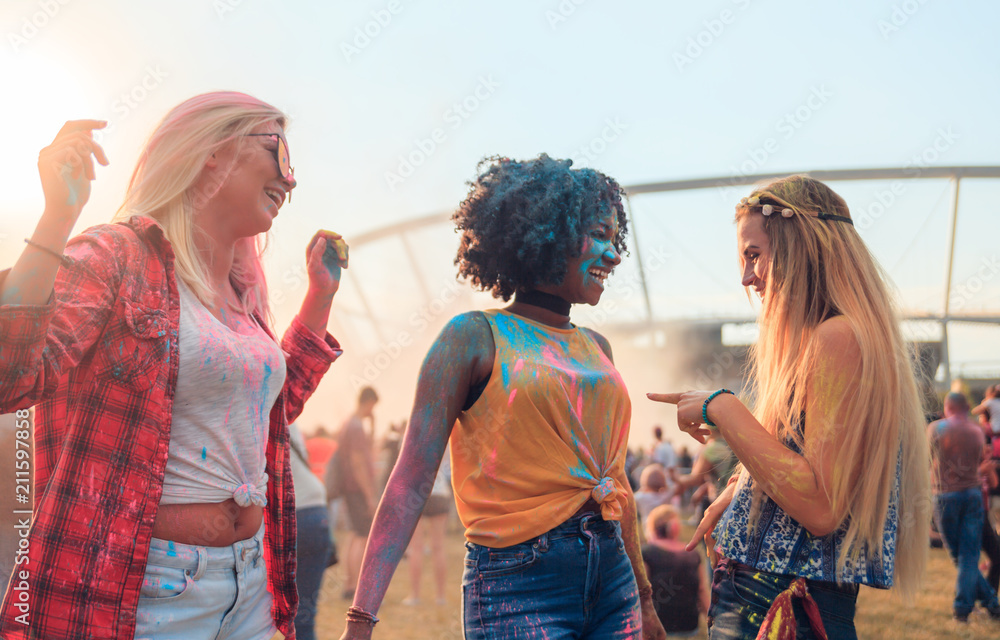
[0,216,341,640]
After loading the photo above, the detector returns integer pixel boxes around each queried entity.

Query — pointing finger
[646,392,682,405]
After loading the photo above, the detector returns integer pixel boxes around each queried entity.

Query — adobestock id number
[14,409,32,500]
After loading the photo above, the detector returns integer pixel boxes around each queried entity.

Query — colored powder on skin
[201,446,207,461]
[60,163,80,206]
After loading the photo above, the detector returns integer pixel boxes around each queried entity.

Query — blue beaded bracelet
[702,389,734,427]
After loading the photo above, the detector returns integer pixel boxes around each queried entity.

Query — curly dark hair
[452,154,629,301]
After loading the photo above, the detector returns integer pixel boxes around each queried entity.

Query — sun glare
[1,51,92,212]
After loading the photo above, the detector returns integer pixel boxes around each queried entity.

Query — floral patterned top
[714,436,900,587]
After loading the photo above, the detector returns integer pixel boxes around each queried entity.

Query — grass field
[304,525,999,640]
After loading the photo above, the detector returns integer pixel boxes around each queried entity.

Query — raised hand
[37,120,108,223]
[305,229,347,299]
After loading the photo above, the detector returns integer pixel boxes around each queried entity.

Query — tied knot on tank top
[233,483,267,507]
[590,476,625,520]
[591,476,615,504]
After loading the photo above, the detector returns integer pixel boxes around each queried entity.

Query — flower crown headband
[738,195,854,226]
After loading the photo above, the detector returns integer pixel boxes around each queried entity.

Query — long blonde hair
[112,91,287,324]
[736,175,930,598]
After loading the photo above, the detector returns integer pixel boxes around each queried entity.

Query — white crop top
[159,279,287,507]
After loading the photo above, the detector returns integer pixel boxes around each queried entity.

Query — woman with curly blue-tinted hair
[341,154,667,640]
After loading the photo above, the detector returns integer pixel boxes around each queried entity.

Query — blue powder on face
[201,446,207,461]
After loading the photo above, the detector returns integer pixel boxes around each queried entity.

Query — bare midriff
[152,500,263,547]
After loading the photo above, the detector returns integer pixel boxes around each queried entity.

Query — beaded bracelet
[346,606,380,627]
[24,238,73,268]
[702,389,734,427]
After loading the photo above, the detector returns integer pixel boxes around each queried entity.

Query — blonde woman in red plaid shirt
[0,92,345,640]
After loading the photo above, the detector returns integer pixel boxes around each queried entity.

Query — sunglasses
[246,133,294,182]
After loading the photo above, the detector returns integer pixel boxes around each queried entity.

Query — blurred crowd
[285,381,1000,637]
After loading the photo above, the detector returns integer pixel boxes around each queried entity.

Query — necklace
[514,289,571,316]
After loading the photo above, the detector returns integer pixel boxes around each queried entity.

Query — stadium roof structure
[328,166,1000,388]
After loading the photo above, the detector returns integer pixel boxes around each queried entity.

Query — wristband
[25,238,72,268]
[346,606,379,627]
[702,389,734,427]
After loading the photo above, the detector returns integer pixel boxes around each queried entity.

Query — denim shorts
[462,512,641,639]
[133,523,276,640]
[708,560,859,640]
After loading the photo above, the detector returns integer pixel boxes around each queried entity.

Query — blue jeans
[134,523,275,640]
[462,513,640,639]
[936,487,1000,616]
[295,505,332,640]
[708,560,859,639]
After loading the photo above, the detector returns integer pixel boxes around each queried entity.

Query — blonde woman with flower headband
[648,175,931,639]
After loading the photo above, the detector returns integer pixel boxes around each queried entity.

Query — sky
[1,0,998,445]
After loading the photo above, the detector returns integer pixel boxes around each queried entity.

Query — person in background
[306,425,337,480]
[980,450,1000,595]
[338,386,379,600]
[642,505,709,637]
[378,420,406,498]
[650,426,677,473]
[928,392,1000,623]
[980,405,1000,542]
[669,426,737,524]
[634,464,672,522]
[288,422,333,640]
[974,384,1000,459]
[677,446,693,472]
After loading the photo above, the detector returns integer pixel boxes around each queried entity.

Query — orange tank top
[450,309,632,547]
